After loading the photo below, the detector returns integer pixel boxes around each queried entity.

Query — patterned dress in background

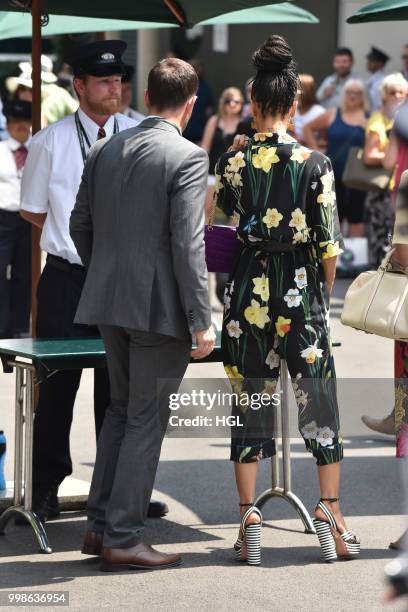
[216,132,344,466]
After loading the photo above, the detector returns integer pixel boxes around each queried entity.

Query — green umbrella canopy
[0,11,177,39]
[0,0,294,28]
[199,2,318,25]
[347,0,408,23]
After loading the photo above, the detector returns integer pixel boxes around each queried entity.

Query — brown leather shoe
[81,531,104,556]
[100,542,181,571]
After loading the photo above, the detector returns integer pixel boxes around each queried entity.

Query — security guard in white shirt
[20,40,168,523]
[0,100,32,339]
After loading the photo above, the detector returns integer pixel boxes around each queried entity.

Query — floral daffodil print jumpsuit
[215,132,344,466]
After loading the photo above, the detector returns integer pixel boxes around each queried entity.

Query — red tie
[14,145,28,171]
[97,127,106,140]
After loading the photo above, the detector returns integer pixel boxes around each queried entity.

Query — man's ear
[144,89,150,109]
[186,95,197,115]
[73,76,85,99]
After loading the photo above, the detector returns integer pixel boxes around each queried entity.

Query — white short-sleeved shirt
[293,104,326,141]
[0,137,31,212]
[20,107,138,264]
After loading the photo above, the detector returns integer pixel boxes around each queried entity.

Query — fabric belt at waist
[46,253,86,273]
[241,239,306,253]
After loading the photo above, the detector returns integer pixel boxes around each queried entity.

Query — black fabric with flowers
[215,132,344,465]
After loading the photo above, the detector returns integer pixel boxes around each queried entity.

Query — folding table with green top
[0,335,221,553]
[0,334,340,553]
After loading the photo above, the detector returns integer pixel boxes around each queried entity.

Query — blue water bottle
[0,431,6,491]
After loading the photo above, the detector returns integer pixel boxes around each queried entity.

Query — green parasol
[199,2,318,25]
[347,0,408,23]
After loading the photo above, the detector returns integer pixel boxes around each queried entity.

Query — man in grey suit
[70,58,215,571]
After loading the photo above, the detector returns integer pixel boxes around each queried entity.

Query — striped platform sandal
[313,497,360,563]
[234,503,262,566]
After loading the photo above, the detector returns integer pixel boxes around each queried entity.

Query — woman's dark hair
[251,35,298,117]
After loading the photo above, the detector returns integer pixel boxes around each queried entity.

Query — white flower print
[226,319,243,339]
[294,267,308,290]
[265,348,280,370]
[284,288,302,308]
[292,230,308,244]
[316,426,335,447]
[301,420,319,440]
[300,342,324,364]
[230,280,235,295]
[224,293,231,311]
[295,390,309,408]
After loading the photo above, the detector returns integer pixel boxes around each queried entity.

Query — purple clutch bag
[204,224,242,273]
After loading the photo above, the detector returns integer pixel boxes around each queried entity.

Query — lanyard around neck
[74,111,119,165]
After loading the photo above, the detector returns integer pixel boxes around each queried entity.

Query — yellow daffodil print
[289,208,306,232]
[252,146,280,173]
[214,173,223,194]
[231,211,240,227]
[320,241,343,259]
[262,379,278,397]
[228,151,246,173]
[300,342,323,364]
[262,207,283,229]
[275,315,292,338]
[253,132,273,142]
[224,364,244,396]
[244,299,270,329]
[290,146,311,164]
[252,274,270,301]
[231,173,243,187]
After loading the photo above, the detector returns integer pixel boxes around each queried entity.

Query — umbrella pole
[31,0,42,336]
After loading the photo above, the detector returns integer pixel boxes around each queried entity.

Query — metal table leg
[255,360,315,534]
[0,362,52,553]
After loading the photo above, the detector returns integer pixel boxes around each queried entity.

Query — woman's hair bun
[252,34,294,74]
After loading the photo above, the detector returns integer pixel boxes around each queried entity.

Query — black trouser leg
[33,261,110,490]
[0,210,30,337]
[10,216,31,335]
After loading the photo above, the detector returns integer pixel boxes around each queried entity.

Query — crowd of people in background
[2,41,408,334]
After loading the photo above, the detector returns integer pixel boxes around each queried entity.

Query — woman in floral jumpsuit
[215,34,360,564]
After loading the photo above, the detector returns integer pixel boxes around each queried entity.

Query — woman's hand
[228,133,249,153]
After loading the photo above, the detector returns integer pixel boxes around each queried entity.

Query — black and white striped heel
[313,519,337,563]
[314,497,360,563]
[234,503,262,566]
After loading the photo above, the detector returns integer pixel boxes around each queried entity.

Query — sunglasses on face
[224,98,242,105]
[388,89,405,96]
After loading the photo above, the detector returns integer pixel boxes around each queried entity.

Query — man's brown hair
[147,58,198,111]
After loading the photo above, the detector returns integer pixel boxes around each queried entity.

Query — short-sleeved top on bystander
[20,107,137,264]
[0,137,31,212]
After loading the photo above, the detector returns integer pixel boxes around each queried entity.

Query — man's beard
[86,96,122,116]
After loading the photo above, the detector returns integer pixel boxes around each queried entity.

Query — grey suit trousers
[86,325,191,548]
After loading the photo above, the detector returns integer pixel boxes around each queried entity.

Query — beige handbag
[341,249,408,341]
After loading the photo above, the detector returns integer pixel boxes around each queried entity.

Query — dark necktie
[14,145,28,171]
[97,127,106,140]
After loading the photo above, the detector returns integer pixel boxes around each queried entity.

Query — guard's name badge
[101,53,115,60]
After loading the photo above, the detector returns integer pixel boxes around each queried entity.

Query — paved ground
[0,279,407,611]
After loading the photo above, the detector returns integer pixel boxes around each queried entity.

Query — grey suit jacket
[69,117,211,341]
